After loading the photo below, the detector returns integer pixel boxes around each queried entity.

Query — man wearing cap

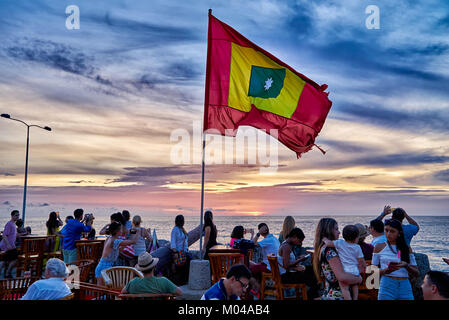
[122,252,182,296]
[355,223,374,260]
[21,258,72,300]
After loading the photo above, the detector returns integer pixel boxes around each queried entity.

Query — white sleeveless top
[372,243,417,278]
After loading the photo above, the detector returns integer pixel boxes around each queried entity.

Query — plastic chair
[0,277,39,300]
[267,255,308,300]
[16,237,47,277]
[101,266,144,290]
[208,252,242,284]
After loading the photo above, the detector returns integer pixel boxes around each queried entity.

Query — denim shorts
[95,259,114,278]
[378,276,414,300]
[63,249,78,264]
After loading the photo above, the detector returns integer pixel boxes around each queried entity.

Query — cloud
[2,201,11,206]
[435,169,449,183]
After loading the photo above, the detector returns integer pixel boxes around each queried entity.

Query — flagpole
[200,9,213,259]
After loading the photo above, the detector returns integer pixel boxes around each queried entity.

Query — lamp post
[1,114,51,225]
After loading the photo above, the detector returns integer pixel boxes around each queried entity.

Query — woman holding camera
[372,219,419,300]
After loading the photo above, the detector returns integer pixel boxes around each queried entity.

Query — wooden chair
[59,292,75,300]
[76,241,104,281]
[0,277,39,300]
[358,260,378,300]
[16,237,47,277]
[45,235,63,260]
[101,266,144,290]
[260,270,276,300]
[75,241,104,264]
[72,282,121,300]
[66,259,95,283]
[208,252,241,284]
[267,255,308,300]
[118,293,177,300]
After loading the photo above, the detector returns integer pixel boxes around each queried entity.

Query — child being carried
[323,225,366,300]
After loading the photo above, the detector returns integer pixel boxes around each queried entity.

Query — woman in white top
[372,219,419,300]
[131,215,152,257]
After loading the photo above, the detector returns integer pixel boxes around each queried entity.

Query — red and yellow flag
[203,13,332,158]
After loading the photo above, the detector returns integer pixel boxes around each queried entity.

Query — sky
[0,0,449,218]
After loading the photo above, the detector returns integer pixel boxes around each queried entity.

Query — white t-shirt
[258,234,280,270]
[333,239,364,276]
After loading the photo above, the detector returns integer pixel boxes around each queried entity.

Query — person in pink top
[0,210,20,278]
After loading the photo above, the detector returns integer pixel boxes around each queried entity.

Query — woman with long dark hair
[46,211,63,236]
[372,219,419,300]
[202,210,217,259]
[312,218,363,300]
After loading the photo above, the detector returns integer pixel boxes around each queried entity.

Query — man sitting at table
[122,252,182,296]
[0,210,20,278]
[21,258,72,300]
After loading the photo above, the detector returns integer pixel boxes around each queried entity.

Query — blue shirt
[403,224,419,246]
[21,278,72,300]
[61,219,92,250]
[201,279,240,300]
[170,226,188,252]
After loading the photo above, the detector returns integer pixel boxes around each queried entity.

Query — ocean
[2,214,448,272]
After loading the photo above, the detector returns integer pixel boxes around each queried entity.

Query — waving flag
[203,13,332,158]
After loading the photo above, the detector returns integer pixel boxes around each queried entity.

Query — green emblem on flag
[248,66,286,99]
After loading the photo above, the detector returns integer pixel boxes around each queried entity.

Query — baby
[323,224,366,300]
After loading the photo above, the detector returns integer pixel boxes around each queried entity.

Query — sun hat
[135,252,159,272]
[354,223,370,238]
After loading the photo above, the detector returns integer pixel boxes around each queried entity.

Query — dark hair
[16,219,24,228]
[108,222,122,236]
[66,216,74,221]
[231,226,244,239]
[175,214,188,235]
[122,210,130,221]
[11,210,19,216]
[392,208,406,222]
[370,219,384,233]
[111,212,125,225]
[385,219,410,263]
[203,210,214,230]
[342,225,359,242]
[426,271,449,298]
[313,218,338,282]
[258,223,269,234]
[287,227,305,240]
[46,212,59,234]
[226,264,251,280]
[74,208,84,219]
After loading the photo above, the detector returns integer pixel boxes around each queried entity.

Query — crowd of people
[0,205,448,301]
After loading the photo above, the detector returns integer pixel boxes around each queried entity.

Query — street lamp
[1,113,51,225]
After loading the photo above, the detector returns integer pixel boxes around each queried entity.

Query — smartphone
[130,229,137,234]
[388,261,400,269]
